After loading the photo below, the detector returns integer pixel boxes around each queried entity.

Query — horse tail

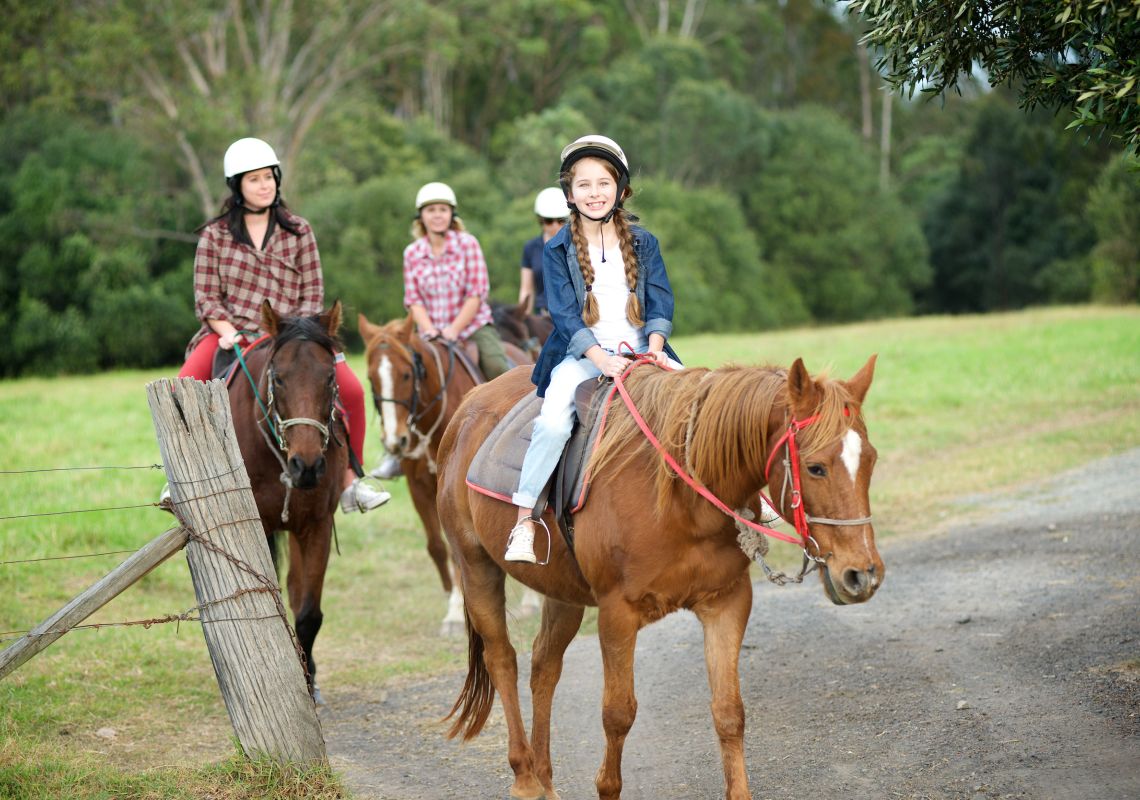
[444,609,495,740]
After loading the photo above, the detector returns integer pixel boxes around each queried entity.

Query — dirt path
[319,450,1140,800]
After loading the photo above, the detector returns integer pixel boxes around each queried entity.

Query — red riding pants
[179,333,366,466]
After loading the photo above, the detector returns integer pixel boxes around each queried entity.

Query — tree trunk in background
[858,43,873,141]
[880,89,893,191]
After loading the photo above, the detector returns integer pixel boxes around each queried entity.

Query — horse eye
[807,464,827,478]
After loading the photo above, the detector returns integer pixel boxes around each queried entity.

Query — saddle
[466,378,616,553]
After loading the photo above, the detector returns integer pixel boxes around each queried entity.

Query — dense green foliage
[850,0,1140,150]
[0,0,1136,375]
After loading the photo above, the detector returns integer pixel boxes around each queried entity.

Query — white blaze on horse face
[377,355,400,450]
[841,428,862,483]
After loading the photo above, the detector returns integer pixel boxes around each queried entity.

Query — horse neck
[681,368,789,510]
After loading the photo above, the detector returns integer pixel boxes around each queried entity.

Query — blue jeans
[512,342,681,508]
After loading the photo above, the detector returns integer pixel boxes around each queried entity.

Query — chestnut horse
[230,300,346,704]
[357,313,539,635]
[436,355,883,799]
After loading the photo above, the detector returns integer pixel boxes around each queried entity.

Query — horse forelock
[796,374,865,461]
[274,314,340,355]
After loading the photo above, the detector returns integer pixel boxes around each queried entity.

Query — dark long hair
[197,174,303,245]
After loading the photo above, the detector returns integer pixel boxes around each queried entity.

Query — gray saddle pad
[466,379,615,540]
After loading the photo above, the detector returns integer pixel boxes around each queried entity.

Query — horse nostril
[842,567,872,596]
[288,455,305,475]
[313,455,326,480]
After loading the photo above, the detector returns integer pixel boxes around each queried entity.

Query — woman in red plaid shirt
[177,137,389,514]
[403,182,510,376]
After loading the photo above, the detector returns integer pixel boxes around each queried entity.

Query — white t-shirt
[587,244,641,352]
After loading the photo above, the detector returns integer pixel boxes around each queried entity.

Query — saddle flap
[465,378,614,521]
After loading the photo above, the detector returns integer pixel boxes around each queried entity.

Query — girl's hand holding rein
[588,346,629,378]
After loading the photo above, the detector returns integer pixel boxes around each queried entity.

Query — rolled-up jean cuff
[511,491,539,509]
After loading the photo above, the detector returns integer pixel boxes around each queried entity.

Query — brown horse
[357,313,539,634]
[436,355,883,799]
[230,300,346,704]
[491,299,553,359]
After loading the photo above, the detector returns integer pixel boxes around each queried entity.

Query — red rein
[611,355,813,548]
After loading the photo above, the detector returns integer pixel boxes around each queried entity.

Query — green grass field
[2,306,1138,799]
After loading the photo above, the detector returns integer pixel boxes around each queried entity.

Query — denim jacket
[531,223,680,396]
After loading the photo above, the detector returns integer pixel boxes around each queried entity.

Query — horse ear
[321,300,343,337]
[261,300,280,336]
[397,313,416,343]
[787,357,821,416]
[358,312,382,344]
[515,298,529,319]
[844,354,877,405]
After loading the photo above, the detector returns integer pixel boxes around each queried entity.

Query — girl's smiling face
[240,167,277,211]
[568,157,617,219]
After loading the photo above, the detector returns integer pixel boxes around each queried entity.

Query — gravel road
[320,449,1140,800]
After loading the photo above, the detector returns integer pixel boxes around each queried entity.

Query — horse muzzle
[287,454,327,489]
[820,562,883,605]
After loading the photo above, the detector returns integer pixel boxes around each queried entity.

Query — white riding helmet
[559,134,629,178]
[415,182,458,210]
[534,187,570,219]
[223,137,280,179]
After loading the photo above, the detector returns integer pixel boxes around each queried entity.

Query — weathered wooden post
[147,377,325,765]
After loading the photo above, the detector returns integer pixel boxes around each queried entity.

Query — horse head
[260,300,342,490]
[771,354,883,605]
[359,312,431,460]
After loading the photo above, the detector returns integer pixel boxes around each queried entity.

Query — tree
[744,106,931,322]
[1085,155,1140,302]
[71,0,423,218]
[921,91,1110,312]
[849,0,1140,150]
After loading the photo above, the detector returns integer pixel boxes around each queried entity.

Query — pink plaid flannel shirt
[402,229,493,341]
[186,216,323,356]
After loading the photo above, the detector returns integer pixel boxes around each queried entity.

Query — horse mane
[588,363,863,515]
[274,313,341,354]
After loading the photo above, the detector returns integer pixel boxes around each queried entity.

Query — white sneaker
[504,519,537,563]
[158,483,174,513]
[368,454,404,480]
[759,496,782,525]
[340,478,391,514]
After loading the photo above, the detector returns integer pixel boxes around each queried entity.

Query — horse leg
[286,525,332,705]
[405,467,453,593]
[529,597,585,800]
[440,560,465,638]
[460,550,547,799]
[692,577,754,800]
[594,599,642,800]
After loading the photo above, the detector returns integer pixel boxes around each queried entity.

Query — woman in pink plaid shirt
[176,137,389,515]
[402,182,510,377]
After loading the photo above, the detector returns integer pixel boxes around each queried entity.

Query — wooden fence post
[147,377,326,765]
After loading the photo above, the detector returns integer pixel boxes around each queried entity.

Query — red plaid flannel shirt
[186,215,324,356]
[402,230,493,341]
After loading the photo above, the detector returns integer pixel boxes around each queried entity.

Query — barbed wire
[0,551,137,566]
[2,462,309,680]
[0,584,282,644]
[0,464,164,475]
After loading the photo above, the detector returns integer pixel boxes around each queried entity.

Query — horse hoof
[439,618,466,638]
[311,684,325,706]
